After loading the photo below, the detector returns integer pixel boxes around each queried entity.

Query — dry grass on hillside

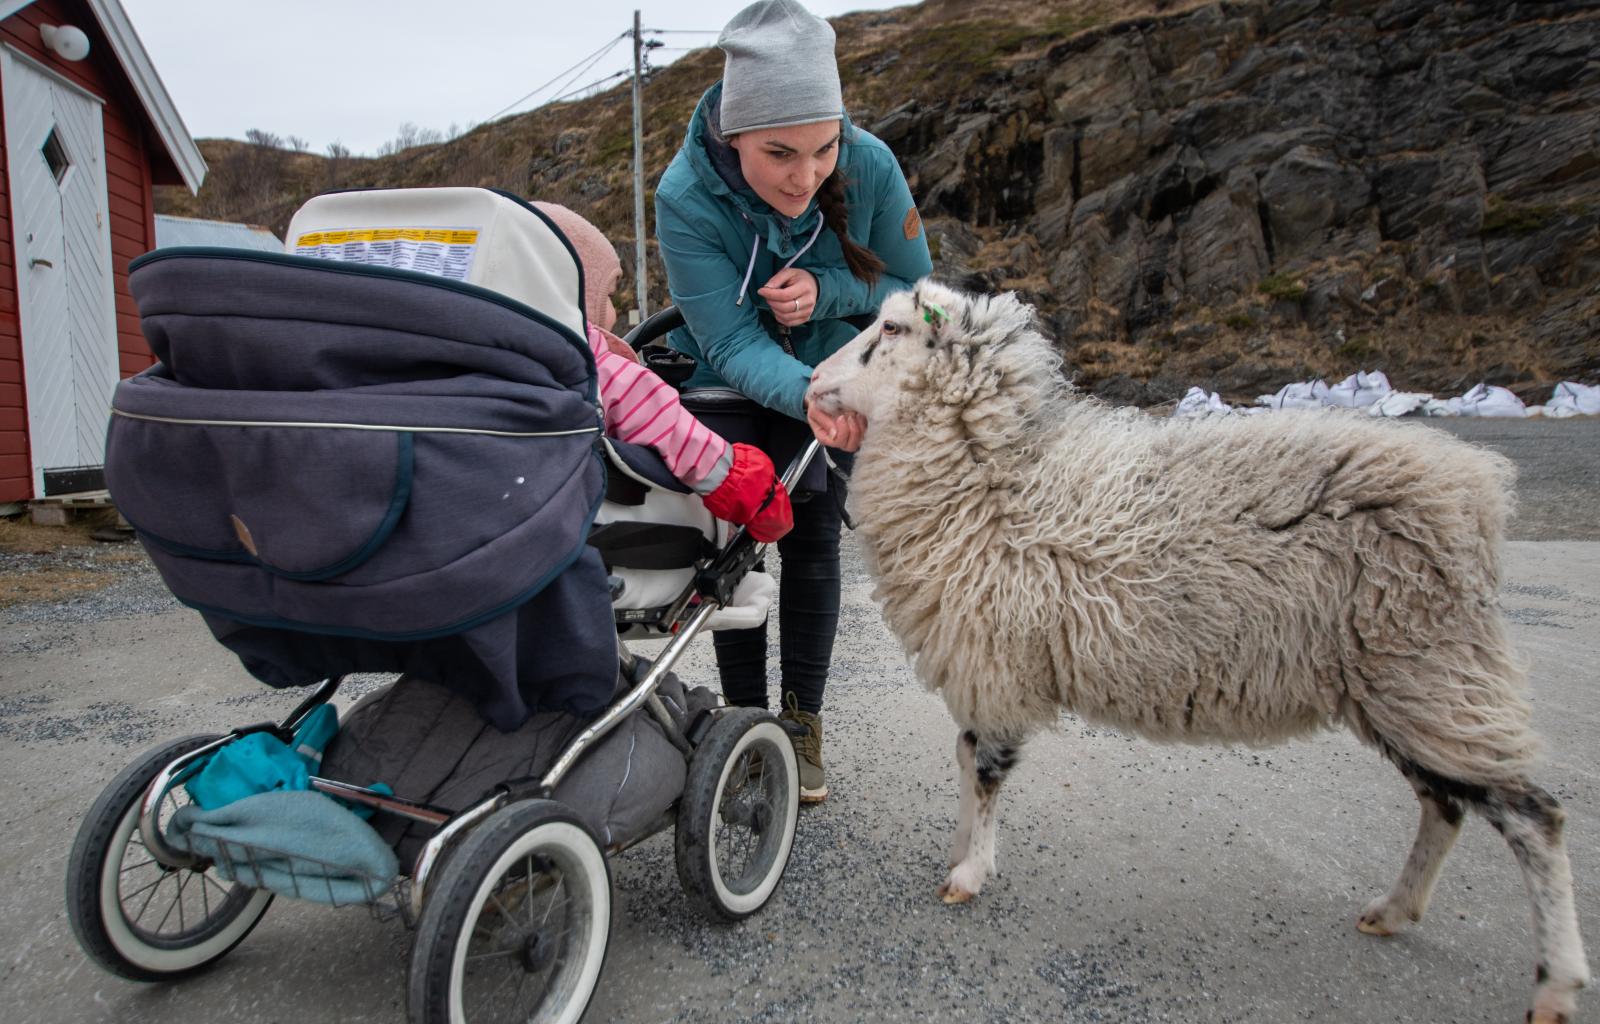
[157,0,1215,242]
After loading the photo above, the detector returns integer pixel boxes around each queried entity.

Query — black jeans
[688,399,850,716]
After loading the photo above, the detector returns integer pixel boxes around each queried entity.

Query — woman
[655,0,932,802]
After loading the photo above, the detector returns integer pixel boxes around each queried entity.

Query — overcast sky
[118,1,912,156]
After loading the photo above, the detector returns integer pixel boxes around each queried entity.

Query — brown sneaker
[779,694,827,804]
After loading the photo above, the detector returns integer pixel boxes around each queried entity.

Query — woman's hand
[759,267,819,328]
[806,397,867,453]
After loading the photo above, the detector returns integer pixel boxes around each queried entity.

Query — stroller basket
[202,837,414,927]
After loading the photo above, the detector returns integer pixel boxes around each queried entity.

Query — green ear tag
[923,302,949,325]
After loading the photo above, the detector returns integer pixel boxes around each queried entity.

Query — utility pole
[631,10,649,321]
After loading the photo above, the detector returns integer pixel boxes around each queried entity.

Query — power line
[480,30,630,126]
[547,68,631,106]
[220,22,664,227]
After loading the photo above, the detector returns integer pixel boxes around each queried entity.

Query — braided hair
[816,171,885,286]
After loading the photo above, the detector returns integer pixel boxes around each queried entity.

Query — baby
[532,202,790,542]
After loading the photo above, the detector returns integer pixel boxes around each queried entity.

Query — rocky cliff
[874,0,1599,403]
[162,0,1599,405]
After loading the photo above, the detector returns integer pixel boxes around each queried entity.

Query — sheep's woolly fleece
[835,283,1536,786]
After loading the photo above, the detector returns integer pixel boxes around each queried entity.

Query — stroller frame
[133,436,819,921]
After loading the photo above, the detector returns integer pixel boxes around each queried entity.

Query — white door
[2,47,119,497]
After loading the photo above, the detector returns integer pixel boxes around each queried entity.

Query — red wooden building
[0,0,202,502]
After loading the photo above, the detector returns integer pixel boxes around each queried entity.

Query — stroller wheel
[674,708,800,921]
[408,799,611,1024]
[65,734,275,981]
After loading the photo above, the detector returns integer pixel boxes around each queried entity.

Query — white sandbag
[1256,379,1330,410]
[1544,381,1600,418]
[1323,370,1392,409]
[1455,382,1529,418]
[1367,391,1433,417]
[1174,386,1234,418]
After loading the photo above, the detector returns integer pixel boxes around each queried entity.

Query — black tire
[674,708,800,921]
[407,799,611,1024]
[66,734,274,981]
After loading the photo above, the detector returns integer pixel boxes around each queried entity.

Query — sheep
[804,279,1589,1024]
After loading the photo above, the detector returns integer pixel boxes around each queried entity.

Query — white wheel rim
[448,820,609,1024]
[706,720,800,916]
[98,796,270,972]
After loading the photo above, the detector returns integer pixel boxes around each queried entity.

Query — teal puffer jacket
[654,82,933,420]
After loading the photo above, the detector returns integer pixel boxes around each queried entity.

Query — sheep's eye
[881,321,900,336]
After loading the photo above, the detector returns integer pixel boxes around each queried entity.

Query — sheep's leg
[1474,783,1589,1024]
[938,732,1018,904]
[948,729,977,868]
[1358,760,1466,936]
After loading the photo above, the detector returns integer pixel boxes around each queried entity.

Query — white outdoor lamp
[40,24,91,62]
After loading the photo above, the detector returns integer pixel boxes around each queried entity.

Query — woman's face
[728,119,842,218]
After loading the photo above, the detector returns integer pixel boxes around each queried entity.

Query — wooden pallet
[28,490,115,527]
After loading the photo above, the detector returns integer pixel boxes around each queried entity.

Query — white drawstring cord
[733,232,760,307]
[733,216,826,307]
[783,217,826,271]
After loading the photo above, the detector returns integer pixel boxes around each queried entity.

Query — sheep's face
[809,278,1049,433]
[807,280,965,424]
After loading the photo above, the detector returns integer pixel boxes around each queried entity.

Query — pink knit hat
[533,201,622,331]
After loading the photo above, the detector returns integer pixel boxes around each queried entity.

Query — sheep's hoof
[1356,897,1414,937]
[1355,914,1396,936]
[939,861,986,903]
[1528,984,1577,1024]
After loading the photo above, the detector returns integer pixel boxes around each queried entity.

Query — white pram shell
[286,186,587,340]
[595,440,776,634]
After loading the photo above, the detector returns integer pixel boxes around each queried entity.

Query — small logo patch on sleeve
[903,206,922,240]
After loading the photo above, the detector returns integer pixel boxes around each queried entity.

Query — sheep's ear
[913,287,952,340]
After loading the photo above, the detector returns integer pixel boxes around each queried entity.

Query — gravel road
[1,416,1595,1024]
[1427,417,1600,541]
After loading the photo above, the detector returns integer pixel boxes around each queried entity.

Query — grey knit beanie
[718,0,842,135]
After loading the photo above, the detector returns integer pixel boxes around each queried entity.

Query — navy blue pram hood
[107,247,617,729]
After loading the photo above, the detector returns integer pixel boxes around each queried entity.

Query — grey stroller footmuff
[322,664,720,868]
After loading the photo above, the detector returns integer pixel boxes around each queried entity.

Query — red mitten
[702,443,794,542]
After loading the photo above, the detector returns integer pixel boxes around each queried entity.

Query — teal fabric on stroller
[184,704,339,810]
[167,790,399,905]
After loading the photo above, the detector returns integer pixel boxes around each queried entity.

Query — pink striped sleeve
[588,323,728,487]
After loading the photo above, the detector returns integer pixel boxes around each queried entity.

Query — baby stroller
[64,187,815,1023]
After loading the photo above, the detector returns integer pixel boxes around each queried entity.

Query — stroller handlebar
[622,305,686,353]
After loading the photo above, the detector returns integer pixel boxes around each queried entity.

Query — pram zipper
[110,407,600,439]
